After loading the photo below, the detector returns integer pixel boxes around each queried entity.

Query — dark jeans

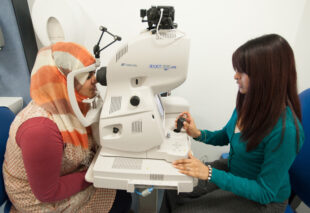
[109,190,132,213]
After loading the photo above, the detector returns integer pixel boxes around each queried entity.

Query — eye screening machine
[68,6,196,193]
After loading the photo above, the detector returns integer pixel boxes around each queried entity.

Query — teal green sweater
[194,107,304,205]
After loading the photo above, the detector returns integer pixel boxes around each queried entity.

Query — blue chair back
[286,89,310,212]
[0,106,15,211]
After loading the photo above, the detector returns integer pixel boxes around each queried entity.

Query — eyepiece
[96,67,107,86]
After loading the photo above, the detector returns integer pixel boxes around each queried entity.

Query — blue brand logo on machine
[121,63,137,67]
[149,64,177,71]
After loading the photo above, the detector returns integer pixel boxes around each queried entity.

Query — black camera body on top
[140,6,177,30]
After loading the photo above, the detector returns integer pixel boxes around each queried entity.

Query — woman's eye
[87,72,95,79]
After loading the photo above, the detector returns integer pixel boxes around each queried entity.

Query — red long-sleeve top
[16,117,91,202]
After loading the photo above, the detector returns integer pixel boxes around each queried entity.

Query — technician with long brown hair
[160,34,304,213]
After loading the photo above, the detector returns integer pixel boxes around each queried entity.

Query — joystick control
[174,117,186,133]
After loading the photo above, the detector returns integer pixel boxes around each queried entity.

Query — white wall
[294,0,310,93]
[27,0,310,130]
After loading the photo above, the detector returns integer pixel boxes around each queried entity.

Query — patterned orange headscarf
[30,42,95,149]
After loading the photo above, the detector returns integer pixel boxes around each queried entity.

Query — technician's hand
[176,112,201,138]
[173,152,209,180]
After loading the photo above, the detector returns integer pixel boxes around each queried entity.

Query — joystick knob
[174,117,186,133]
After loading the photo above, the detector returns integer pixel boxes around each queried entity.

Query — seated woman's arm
[16,117,91,202]
[194,129,230,146]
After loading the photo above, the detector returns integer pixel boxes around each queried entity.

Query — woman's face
[234,71,250,94]
[77,71,97,98]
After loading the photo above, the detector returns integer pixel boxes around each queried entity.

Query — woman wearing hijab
[3,42,131,212]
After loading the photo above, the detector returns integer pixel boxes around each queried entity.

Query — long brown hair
[232,34,301,152]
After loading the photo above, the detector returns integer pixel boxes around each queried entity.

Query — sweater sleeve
[193,129,229,146]
[16,117,91,202]
[210,125,304,204]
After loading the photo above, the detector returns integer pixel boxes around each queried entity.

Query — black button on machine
[130,96,140,106]
[113,127,119,134]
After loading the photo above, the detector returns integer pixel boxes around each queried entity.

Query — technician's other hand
[173,152,209,180]
[175,112,201,138]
